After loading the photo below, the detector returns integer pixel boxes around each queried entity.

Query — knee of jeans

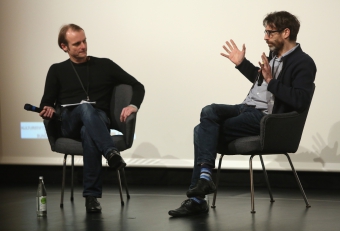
[193,125,199,143]
[79,103,95,112]
[200,104,216,118]
[194,125,199,134]
[78,103,96,117]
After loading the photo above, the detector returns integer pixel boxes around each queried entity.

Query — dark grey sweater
[237,45,316,113]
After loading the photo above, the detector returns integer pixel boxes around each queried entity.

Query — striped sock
[190,197,205,204]
[200,166,212,181]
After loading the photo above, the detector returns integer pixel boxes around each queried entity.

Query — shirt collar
[273,43,300,61]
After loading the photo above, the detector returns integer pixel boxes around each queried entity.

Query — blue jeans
[189,104,265,189]
[61,104,117,198]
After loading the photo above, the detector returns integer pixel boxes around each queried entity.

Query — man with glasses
[169,11,316,217]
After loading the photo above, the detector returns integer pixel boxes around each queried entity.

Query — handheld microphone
[24,104,60,120]
[24,104,43,113]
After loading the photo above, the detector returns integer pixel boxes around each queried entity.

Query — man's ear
[283,28,290,40]
[61,43,68,53]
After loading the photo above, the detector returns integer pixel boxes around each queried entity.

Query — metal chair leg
[71,155,74,202]
[211,154,224,208]
[284,153,311,208]
[60,154,67,208]
[121,168,130,199]
[117,170,124,206]
[249,155,256,213]
[259,155,275,202]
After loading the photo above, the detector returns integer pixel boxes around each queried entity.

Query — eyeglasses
[264,29,285,37]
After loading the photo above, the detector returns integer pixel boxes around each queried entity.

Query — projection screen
[1,0,339,172]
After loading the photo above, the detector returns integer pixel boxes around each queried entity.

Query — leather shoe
[85,196,102,213]
[168,198,209,217]
[186,179,216,197]
[106,150,126,170]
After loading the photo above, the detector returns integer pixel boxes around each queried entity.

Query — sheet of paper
[61,101,96,107]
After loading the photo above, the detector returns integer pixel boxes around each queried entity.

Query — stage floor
[1,183,339,231]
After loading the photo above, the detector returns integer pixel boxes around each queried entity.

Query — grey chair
[44,84,136,207]
[212,85,315,213]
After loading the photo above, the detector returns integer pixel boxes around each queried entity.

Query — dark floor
[1,182,339,231]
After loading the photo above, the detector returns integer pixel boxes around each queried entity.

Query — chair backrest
[109,84,133,132]
[261,110,308,153]
[261,84,315,153]
[109,84,136,149]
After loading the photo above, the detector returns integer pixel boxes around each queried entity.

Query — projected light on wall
[21,122,47,139]
[20,122,129,139]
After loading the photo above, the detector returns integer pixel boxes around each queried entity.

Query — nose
[263,33,269,41]
[264,33,269,40]
[80,42,86,49]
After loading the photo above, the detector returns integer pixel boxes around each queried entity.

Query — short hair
[263,11,300,41]
[58,24,84,50]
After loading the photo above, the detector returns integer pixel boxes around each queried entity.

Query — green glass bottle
[36,176,47,217]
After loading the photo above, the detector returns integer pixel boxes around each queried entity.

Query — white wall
[1,0,339,171]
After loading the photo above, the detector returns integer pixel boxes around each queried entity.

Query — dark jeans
[61,104,117,198]
[189,104,265,189]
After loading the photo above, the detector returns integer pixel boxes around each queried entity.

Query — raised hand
[259,52,273,83]
[220,39,246,66]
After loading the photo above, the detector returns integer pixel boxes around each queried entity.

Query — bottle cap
[39,176,43,180]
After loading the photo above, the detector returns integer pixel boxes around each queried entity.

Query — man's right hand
[39,106,56,120]
[220,39,246,66]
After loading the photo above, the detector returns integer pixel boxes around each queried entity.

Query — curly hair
[263,11,300,41]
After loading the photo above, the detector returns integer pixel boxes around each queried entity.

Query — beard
[267,40,284,53]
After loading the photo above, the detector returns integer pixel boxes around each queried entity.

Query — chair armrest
[260,110,308,153]
[123,112,137,149]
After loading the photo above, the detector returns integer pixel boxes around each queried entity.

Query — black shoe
[186,179,216,197]
[106,150,126,171]
[85,196,102,213]
[168,198,209,217]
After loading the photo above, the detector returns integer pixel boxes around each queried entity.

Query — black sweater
[40,57,145,116]
[236,45,316,113]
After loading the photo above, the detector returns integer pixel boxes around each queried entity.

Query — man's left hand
[259,52,273,83]
[120,105,137,122]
